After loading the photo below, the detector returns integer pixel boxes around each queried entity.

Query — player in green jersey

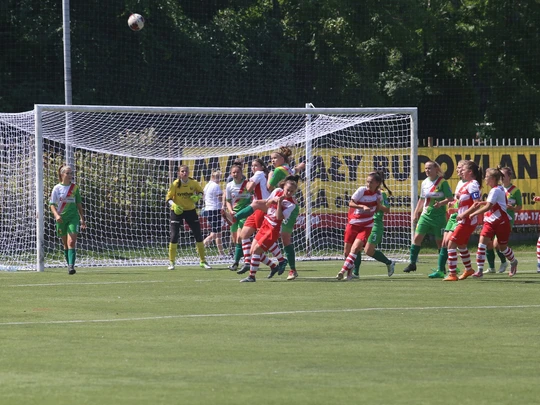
[225,162,253,271]
[403,160,454,275]
[49,164,86,275]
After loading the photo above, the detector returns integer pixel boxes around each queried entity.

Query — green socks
[438,247,448,272]
[284,244,296,270]
[373,249,391,265]
[234,243,243,264]
[496,249,507,264]
[67,249,76,266]
[410,244,421,263]
[486,249,496,269]
[353,253,362,275]
[235,206,254,221]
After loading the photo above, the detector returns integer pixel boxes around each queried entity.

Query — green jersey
[226,179,252,212]
[373,191,389,226]
[419,176,453,218]
[504,184,522,223]
[49,183,81,221]
[268,164,293,189]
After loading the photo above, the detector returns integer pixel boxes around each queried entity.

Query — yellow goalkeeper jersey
[166,178,203,211]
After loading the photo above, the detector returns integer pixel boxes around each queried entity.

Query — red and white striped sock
[260,254,276,269]
[458,247,473,271]
[500,247,515,263]
[536,236,540,266]
[448,248,458,273]
[476,243,486,273]
[341,253,357,274]
[268,242,284,262]
[250,254,261,277]
[242,239,252,264]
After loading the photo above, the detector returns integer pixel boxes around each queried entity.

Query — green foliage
[2,0,540,140]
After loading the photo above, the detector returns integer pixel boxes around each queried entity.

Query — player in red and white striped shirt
[240,176,299,283]
[443,160,483,281]
[336,171,394,281]
[466,168,518,278]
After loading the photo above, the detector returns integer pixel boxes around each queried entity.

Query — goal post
[2,104,418,271]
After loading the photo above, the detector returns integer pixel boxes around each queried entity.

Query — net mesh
[0,106,415,270]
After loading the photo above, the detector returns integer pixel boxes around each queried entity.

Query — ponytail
[369,171,393,196]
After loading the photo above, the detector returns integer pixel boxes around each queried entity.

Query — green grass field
[2,251,540,405]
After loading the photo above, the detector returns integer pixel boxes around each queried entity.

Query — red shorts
[480,220,511,245]
[255,219,281,251]
[244,209,265,230]
[344,223,372,245]
[450,223,477,246]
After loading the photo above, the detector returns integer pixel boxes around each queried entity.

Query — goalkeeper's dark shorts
[170,209,203,243]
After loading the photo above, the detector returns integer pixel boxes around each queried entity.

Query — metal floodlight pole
[62,0,74,168]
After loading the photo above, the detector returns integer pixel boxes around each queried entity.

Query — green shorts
[415,213,446,240]
[367,222,384,246]
[445,213,458,232]
[56,216,80,237]
[230,218,246,233]
[281,205,300,234]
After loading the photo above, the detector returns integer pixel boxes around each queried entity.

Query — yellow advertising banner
[420,146,539,208]
[180,146,540,219]
[182,147,412,214]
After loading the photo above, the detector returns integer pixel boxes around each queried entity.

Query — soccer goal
[0,104,418,271]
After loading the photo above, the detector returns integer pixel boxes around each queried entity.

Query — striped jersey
[348,186,382,227]
[483,186,511,224]
[456,180,481,225]
[249,170,270,200]
[264,188,296,227]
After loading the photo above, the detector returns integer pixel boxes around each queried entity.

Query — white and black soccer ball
[128,13,145,31]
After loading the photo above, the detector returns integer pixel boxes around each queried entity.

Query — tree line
[2,0,540,141]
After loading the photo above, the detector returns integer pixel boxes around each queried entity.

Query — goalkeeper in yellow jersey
[166,165,211,270]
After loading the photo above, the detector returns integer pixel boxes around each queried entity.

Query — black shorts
[205,209,223,234]
[170,209,203,242]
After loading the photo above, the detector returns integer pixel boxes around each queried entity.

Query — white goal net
[0,105,417,271]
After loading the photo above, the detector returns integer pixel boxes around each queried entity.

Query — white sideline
[4,280,166,287]
[3,270,540,287]
[1,305,540,326]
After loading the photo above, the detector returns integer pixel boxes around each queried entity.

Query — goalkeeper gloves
[190,194,202,203]
[171,203,183,215]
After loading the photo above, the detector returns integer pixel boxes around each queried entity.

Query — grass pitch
[1,252,540,405]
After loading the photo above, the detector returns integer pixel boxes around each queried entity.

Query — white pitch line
[2,270,539,287]
[2,304,540,326]
[3,280,166,288]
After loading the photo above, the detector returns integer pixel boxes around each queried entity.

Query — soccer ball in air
[128,13,145,31]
